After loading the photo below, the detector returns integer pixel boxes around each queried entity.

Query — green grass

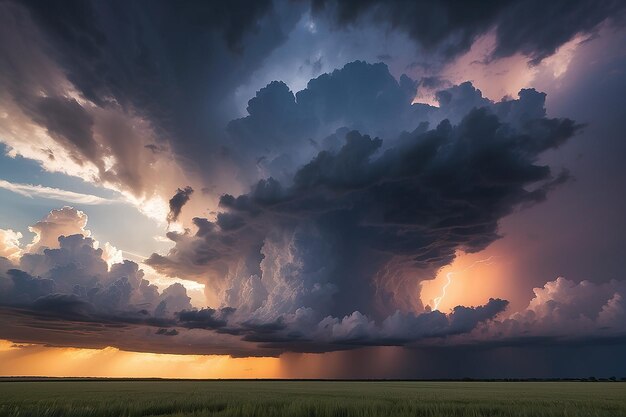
[0,381,625,417]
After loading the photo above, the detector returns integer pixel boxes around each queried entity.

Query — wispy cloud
[0,179,120,205]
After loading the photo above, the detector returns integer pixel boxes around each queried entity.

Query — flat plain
[0,380,625,417]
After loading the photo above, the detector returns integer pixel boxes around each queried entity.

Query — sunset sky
[1,0,625,379]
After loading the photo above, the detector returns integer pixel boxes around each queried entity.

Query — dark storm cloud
[237,298,509,352]
[0,205,515,355]
[0,229,508,355]
[30,293,96,321]
[3,0,625,364]
[15,0,300,156]
[29,97,98,165]
[224,61,579,184]
[314,0,625,63]
[8,0,611,195]
[313,0,507,59]
[167,186,194,224]
[491,0,626,64]
[18,0,279,107]
[2,207,625,357]
[3,0,616,203]
[226,61,431,182]
[446,300,511,334]
[0,305,262,356]
[177,307,235,330]
[1,0,306,199]
[230,60,420,134]
[155,328,179,336]
[141,73,602,355]
[0,47,603,357]
[2,269,55,304]
[152,85,580,325]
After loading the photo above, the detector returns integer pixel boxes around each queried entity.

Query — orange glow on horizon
[0,340,281,379]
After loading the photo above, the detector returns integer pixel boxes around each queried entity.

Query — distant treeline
[0,377,625,382]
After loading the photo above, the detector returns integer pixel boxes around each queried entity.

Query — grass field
[0,380,625,417]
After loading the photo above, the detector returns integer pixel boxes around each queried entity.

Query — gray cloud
[178,307,236,330]
[4,0,612,205]
[2,203,625,357]
[224,61,580,187]
[235,298,509,352]
[150,79,580,326]
[0,206,509,355]
[29,96,98,165]
[137,72,594,356]
[0,208,194,336]
[459,277,626,344]
[156,328,179,336]
[313,0,625,64]
[226,61,427,183]
[167,186,194,224]
[8,0,304,189]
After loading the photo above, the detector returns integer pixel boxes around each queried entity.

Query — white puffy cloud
[513,277,626,335]
[1,208,194,320]
[26,206,90,253]
[0,229,22,262]
[457,277,626,344]
[101,242,124,268]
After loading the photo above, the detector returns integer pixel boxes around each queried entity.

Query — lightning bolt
[433,272,453,311]
[432,255,497,311]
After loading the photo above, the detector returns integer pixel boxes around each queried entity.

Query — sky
[0,0,625,379]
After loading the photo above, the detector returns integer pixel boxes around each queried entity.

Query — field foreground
[1,380,625,417]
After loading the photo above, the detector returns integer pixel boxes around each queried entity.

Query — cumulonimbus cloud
[0,207,508,355]
[148,65,580,326]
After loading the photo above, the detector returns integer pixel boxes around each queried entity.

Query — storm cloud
[1,0,625,373]
[1,0,618,216]
[461,277,626,344]
[0,208,507,354]
[149,80,580,324]
[314,0,625,63]
[139,73,598,355]
[167,186,194,224]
